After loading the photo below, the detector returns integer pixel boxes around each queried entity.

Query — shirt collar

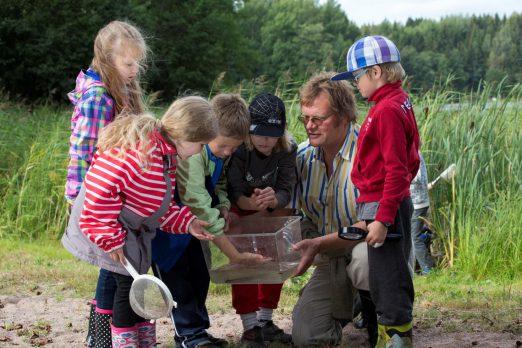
[368,81,402,103]
[151,130,178,157]
[205,144,222,164]
[312,124,355,162]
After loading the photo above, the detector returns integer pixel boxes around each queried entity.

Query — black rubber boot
[94,311,112,348]
[359,290,378,347]
[85,301,96,347]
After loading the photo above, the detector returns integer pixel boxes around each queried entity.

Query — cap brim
[250,124,284,138]
[330,71,353,81]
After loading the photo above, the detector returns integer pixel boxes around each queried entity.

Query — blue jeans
[94,268,117,309]
[409,207,434,273]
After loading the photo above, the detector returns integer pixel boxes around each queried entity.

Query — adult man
[291,72,371,346]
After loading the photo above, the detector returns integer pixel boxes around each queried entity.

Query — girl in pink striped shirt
[63,96,217,347]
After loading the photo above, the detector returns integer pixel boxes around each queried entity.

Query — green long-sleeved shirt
[176,146,230,235]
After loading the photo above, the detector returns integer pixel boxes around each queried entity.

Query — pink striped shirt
[79,131,195,252]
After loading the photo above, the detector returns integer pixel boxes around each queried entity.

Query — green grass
[0,82,520,282]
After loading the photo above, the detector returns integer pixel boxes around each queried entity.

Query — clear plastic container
[206,215,302,284]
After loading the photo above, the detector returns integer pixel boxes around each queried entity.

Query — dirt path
[0,296,519,347]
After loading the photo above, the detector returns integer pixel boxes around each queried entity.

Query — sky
[336,0,521,25]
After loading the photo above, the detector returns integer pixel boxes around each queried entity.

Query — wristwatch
[380,221,392,228]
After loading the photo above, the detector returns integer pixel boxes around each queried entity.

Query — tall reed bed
[0,83,520,280]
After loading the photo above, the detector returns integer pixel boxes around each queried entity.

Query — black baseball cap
[248,93,286,137]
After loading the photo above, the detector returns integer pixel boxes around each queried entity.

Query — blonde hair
[300,72,357,123]
[98,96,217,164]
[245,130,294,153]
[373,62,406,83]
[211,94,250,140]
[91,20,148,115]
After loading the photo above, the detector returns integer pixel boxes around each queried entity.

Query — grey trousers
[292,242,369,347]
[409,206,434,272]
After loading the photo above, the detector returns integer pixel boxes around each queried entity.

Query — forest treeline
[1,0,520,101]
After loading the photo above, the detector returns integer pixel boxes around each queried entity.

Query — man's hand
[292,238,321,276]
[366,221,387,247]
[109,248,126,264]
[189,219,215,241]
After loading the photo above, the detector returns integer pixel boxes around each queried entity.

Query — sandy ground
[0,296,519,347]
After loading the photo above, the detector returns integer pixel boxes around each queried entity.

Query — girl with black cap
[227,93,297,347]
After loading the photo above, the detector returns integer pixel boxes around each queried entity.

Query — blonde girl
[63,96,218,347]
[64,20,147,347]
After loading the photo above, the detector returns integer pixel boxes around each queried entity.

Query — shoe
[175,332,227,348]
[376,323,413,348]
[137,321,156,348]
[259,320,292,344]
[385,334,413,348]
[207,333,228,346]
[111,324,138,348]
[240,326,265,348]
[353,314,367,329]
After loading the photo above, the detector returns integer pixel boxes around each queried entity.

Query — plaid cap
[331,35,401,81]
[248,93,286,137]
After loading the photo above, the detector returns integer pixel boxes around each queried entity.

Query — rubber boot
[86,300,97,347]
[111,324,139,348]
[359,290,378,347]
[376,322,413,348]
[94,307,113,348]
[136,321,156,348]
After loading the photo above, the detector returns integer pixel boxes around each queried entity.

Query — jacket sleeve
[159,203,196,235]
[214,159,231,211]
[65,90,114,203]
[79,149,135,252]
[176,153,225,235]
[274,144,298,208]
[375,107,411,224]
[226,147,251,204]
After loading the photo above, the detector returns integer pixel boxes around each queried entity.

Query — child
[153,94,263,348]
[64,20,148,347]
[332,35,420,347]
[227,93,296,347]
[409,152,434,275]
[62,96,217,348]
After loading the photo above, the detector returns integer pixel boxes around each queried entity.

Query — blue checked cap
[331,35,401,81]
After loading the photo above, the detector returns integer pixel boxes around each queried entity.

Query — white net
[129,277,172,320]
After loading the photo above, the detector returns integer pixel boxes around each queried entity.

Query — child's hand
[365,221,387,247]
[249,192,270,211]
[109,248,126,264]
[231,252,271,265]
[218,207,231,232]
[189,219,215,241]
[253,187,278,209]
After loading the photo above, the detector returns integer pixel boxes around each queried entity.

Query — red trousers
[231,283,284,314]
[229,206,284,314]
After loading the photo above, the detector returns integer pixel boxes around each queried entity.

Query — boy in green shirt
[153,94,263,348]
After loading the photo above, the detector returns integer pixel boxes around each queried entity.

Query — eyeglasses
[298,113,332,126]
[352,69,368,83]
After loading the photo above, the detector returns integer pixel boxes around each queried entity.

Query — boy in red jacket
[332,35,420,347]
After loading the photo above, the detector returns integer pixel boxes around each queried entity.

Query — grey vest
[61,156,173,275]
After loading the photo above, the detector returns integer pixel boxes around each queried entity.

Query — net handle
[122,257,140,279]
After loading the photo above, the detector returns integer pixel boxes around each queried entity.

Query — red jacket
[351,81,420,224]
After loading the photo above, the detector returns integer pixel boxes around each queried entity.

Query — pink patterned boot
[111,324,138,348]
[136,321,156,348]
